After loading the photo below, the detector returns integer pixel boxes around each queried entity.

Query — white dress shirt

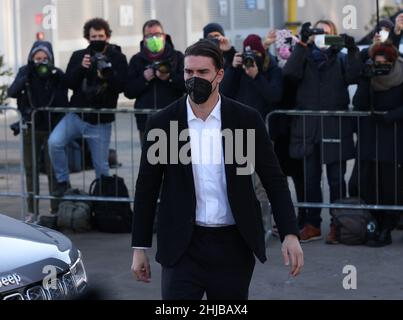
[187,96,235,227]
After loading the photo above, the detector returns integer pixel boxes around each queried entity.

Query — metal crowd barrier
[0,106,27,221]
[28,107,158,221]
[266,109,403,212]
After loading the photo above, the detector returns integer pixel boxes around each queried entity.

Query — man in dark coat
[124,20,186,145]
[283,20,362,243]
[131,40,303,300]
[8,40,68,218]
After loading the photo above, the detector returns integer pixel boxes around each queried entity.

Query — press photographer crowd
[4,10,403,256]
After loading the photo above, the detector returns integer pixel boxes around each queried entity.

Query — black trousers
[304,144,347,228]
[161,225,256,300]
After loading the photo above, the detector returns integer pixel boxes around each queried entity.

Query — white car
[0,214,88,300]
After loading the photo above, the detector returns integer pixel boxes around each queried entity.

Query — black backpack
[331,198,373,245]
[89,175,133,233]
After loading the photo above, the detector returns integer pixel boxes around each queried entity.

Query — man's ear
[216,68,225,83]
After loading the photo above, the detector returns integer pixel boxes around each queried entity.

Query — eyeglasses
[33,58,49,64]
[144,33,164,39]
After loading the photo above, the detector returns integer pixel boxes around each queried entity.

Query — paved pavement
[1,110,403,300]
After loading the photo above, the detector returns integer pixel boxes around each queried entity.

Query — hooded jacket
[124,35,185,132]
[7,41,68,131]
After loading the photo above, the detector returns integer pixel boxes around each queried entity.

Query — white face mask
[314,34,330,50]
[379,30,390,43]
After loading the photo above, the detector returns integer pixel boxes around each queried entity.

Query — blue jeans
[48,113,112,183]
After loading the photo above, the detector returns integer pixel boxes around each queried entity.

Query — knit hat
[203,23,225,39]
[379,19,394,31]
[243,34,266,57]
[370,42,399,63]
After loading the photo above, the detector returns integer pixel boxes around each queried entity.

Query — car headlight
[70,251,87,291]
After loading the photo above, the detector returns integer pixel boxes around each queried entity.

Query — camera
[91,52,113,78]
[242,49,256,68]
[362,59,393,77]
[207,37,221,47]
[149,60,171,74]
[307,27,325,37]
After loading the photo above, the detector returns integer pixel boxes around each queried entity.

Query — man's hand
[281,234,304,277]
[144,67,155,82]
[82,54,91,69]
[156,70,170,81]
[131,249,151,283]
[243,61,259,79]
[217,36,232,52]
[232,53,243,68]
[395,13,403,35]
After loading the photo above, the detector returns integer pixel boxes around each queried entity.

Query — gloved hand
[300,22,312,43]
[26,61,36,79]
[9,122,21,136]
[341,33,356,51]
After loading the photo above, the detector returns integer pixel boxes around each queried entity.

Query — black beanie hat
[203,23,225,39]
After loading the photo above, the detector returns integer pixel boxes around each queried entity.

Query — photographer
[7,41,68,219]
[283,20,362,243]
[352,42,403,247]
[221,34,282,120]
[124,20,185,145]
[202,22,236,70]
[48,18,128,197]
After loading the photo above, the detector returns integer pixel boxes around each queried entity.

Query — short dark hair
[83,18,112,40]
[142,19,164,35]
[184,39,224,70]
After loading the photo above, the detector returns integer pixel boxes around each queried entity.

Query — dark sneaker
[52,181,70,198]
[325,224,339,244]
[300,224,322,243]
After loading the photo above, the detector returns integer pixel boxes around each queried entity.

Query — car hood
[0,214,79,293]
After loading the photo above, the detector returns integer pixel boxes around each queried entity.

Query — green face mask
[145,36,164,53]
[35,63,51,77]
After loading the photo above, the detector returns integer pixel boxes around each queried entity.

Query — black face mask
[185,73,218,105]
[90,40,107,53]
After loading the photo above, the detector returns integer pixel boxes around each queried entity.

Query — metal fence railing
[27,107,158,221]
[0,106,27,221]
[266,109,403,212]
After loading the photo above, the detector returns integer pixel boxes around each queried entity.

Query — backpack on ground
[57,189,93,233]
[331,198,373,245]
[89,175,133,233]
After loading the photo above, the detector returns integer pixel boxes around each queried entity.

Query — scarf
[311,46,335,69]
[371,57,403,92]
